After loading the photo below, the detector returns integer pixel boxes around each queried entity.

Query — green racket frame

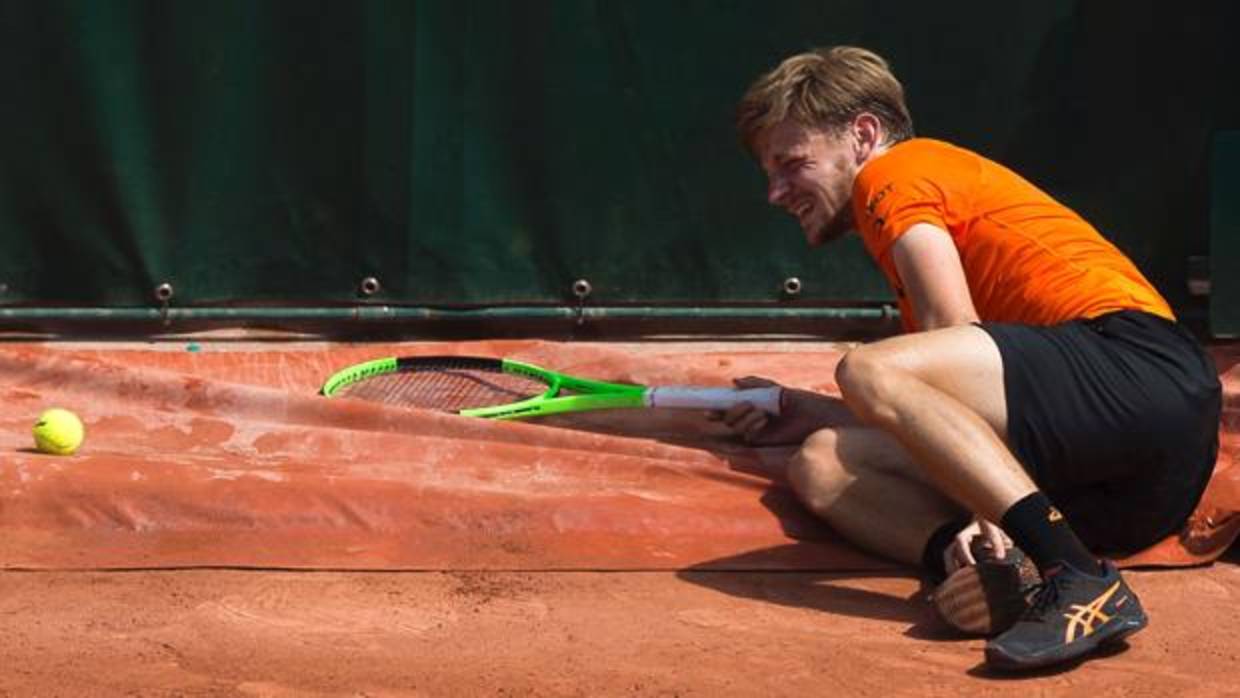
[320,356,649,419]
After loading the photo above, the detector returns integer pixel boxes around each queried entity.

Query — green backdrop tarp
[0,1,1236,326]
[1211,131,1240,338]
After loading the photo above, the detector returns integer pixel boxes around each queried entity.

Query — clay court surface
[3,558,1240,697]
[2,337,1237,696]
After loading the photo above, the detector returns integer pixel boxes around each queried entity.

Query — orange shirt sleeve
[851,144,963,333]
[853,175,949,264]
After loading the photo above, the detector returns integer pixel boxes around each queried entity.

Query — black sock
[921,516,972,582]
[999,492,1101,576]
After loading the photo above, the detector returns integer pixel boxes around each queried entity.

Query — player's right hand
[709,376,856,446]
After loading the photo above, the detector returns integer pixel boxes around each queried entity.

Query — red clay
[2,558,1238,696]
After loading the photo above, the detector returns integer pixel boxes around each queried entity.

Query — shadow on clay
[674,543,932,625]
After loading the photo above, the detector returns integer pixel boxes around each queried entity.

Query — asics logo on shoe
[1062,580,1122,643]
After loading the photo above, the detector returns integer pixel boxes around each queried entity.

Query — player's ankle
[999,492,1100,576]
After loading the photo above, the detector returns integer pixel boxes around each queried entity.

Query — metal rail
[0,305,896,322]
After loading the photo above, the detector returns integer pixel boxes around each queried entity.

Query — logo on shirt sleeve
[865,182,894,231]
[865,183,894,217]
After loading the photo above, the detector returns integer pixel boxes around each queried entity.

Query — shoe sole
[984,612,1149,671]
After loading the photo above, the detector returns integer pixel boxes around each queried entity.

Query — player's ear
[852,113,882,163]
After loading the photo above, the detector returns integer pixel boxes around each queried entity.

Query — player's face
[757,120,860,247]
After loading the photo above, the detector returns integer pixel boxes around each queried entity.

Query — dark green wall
[1212,131,1240,337]
[1,1,1235,330]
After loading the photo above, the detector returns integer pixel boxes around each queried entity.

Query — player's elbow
[916,309,979,332]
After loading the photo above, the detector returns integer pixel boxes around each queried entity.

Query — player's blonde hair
[736,46,914,156]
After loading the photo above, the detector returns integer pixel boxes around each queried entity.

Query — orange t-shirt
[851,139,1173,332]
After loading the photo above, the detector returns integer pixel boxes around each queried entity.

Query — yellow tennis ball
[33,408,85,455]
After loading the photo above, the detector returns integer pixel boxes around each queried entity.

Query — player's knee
[788,429,849,514]
[834,347,894,424]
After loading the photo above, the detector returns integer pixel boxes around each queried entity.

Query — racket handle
[645,386,783,416]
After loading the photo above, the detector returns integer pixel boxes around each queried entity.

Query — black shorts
[978,310,1221,556]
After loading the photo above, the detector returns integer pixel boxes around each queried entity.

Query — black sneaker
[984,560,1148,671]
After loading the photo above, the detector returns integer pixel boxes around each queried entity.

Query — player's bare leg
[788,425,964,565]
[832,325,1033,520]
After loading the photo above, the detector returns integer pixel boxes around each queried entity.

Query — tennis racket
[319,355,782,420]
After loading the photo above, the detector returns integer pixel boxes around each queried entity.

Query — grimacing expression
[757,121,860,246]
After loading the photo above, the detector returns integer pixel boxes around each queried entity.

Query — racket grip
[645,386,783,415]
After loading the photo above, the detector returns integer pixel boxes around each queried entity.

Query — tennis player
[721,46,1221,670]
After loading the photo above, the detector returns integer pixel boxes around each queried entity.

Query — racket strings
[335,367,550,411]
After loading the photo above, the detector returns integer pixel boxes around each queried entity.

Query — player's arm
[890,222,978,331]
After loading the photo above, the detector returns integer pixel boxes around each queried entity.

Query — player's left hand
[944,518,1012,575]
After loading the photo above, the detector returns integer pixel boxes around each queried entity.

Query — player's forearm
[796,391,865,430]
